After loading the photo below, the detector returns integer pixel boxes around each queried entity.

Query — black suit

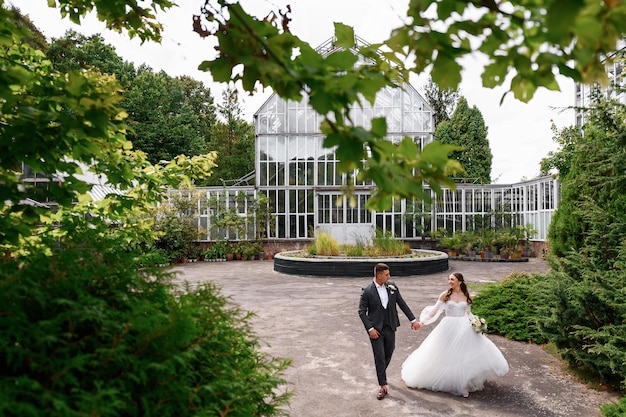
[358,280,416,387]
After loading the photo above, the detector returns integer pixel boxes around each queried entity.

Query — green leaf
[510,73,537,103]
[325,50,358,71]
[66,70,86,96]
[546,0,585,42]
[370,117,387,138]
[333,23,355,49]
[397,137,418,161]
[421,141,461,166]
[482,58,509,88]
[202,59,233,83]
[431,53,462,90]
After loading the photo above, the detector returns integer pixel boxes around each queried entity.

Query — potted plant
[522,224,538,257]
[439,235,461,257]
[224,241,235,261]
[202,247,216,261]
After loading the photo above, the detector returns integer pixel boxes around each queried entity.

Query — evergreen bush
[471,271,548,343]
[540,97,626,393]
[0,228,291,417]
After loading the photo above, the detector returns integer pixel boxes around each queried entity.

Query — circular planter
[273,249,449,277]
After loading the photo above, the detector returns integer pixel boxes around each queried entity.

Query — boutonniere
[386,284,396,294]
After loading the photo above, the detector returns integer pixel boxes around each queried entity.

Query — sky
[12,0,576,184]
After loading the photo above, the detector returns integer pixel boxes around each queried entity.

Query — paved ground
[170,258,619,417]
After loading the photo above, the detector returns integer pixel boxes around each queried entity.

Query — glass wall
[194,175,558,242]
[254,72,434,241]
[190,40,561,244]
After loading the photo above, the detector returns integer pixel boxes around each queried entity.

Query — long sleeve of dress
[419,300,444,325]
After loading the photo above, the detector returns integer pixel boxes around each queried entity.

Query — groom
[358,263,421,400]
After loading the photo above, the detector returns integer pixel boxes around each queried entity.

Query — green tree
[46,32,216,165]
[6,5,48,50]
[46,31,137,87]
[548,97,626,266]
[540,95,626,390]
[423,77,460,128]
[0,3,290,415]
[124,67,208,163]
[539,124,581,179]
[434,97,492,183]
[178,75,217,152]
[204,89,255,186]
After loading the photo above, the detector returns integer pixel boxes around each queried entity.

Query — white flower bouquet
[470,316,488,334]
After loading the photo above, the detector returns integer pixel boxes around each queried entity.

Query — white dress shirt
[375,280,388,309]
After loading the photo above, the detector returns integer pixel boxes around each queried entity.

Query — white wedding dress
[401,300,509,396]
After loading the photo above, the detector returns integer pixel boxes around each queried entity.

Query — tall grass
[307,230,414,257]
[366,230,412,257]
[307,231,340,256]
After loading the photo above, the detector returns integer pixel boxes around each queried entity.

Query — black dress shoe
[377,387,387,400]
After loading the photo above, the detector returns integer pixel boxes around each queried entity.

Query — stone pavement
[170,258,619,417]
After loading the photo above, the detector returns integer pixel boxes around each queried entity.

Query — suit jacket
[358,280,415,332]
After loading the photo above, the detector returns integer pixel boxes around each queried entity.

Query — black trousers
[370,325,395,386]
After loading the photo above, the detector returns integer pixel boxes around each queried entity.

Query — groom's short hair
[374,263,389,276]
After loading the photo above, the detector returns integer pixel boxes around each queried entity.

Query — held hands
[411,321,423,331]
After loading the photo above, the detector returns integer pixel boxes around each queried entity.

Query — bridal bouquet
[470,316,488,334]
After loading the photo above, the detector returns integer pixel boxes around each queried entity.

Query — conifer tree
[434,97,492,184]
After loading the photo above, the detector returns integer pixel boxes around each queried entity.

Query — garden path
[172,258,619,417]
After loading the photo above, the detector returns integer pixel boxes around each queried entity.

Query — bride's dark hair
[445,272,472,304]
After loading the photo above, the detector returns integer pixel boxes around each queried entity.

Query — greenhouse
[192,37,559,246]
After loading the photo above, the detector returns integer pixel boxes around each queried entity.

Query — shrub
[537,252,626,391]
[342,243,364,257]
[602,396,626,417]
[311,232,340,256]
[0,230,291,417]
[471,271,548,343]
[367,229,411,257]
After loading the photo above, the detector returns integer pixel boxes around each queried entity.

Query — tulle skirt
[401,316,509,396]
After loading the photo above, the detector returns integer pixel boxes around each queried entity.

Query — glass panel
[361,195,371,223]
[277,190,285,213]
[289,190,296,212]
[289,215,296,238]
[277,215,286,238]
[288,163,296,186]
[298,190,306,212]
[307,190,314,212]
[259,163,267,186]
[333,196,344,223]
[483,189,492,211]
[298,215,306,238]
[277,162,285,186]
[306,215,314,237]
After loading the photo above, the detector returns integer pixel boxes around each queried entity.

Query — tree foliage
[0,218,291,417]
[46,31,136,86]
[540,94,626,391]
[434,97,492,183]
[539,124,581,179]
[471,272,548,344]
[1,2,290,415]
[423,77,460,128]
[192,0,626,208]
[548,98,626,267]
[203,89,255,186]
[46,32,216,165]
[125,68,209,163]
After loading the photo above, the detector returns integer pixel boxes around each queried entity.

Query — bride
[401,272,509,397]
